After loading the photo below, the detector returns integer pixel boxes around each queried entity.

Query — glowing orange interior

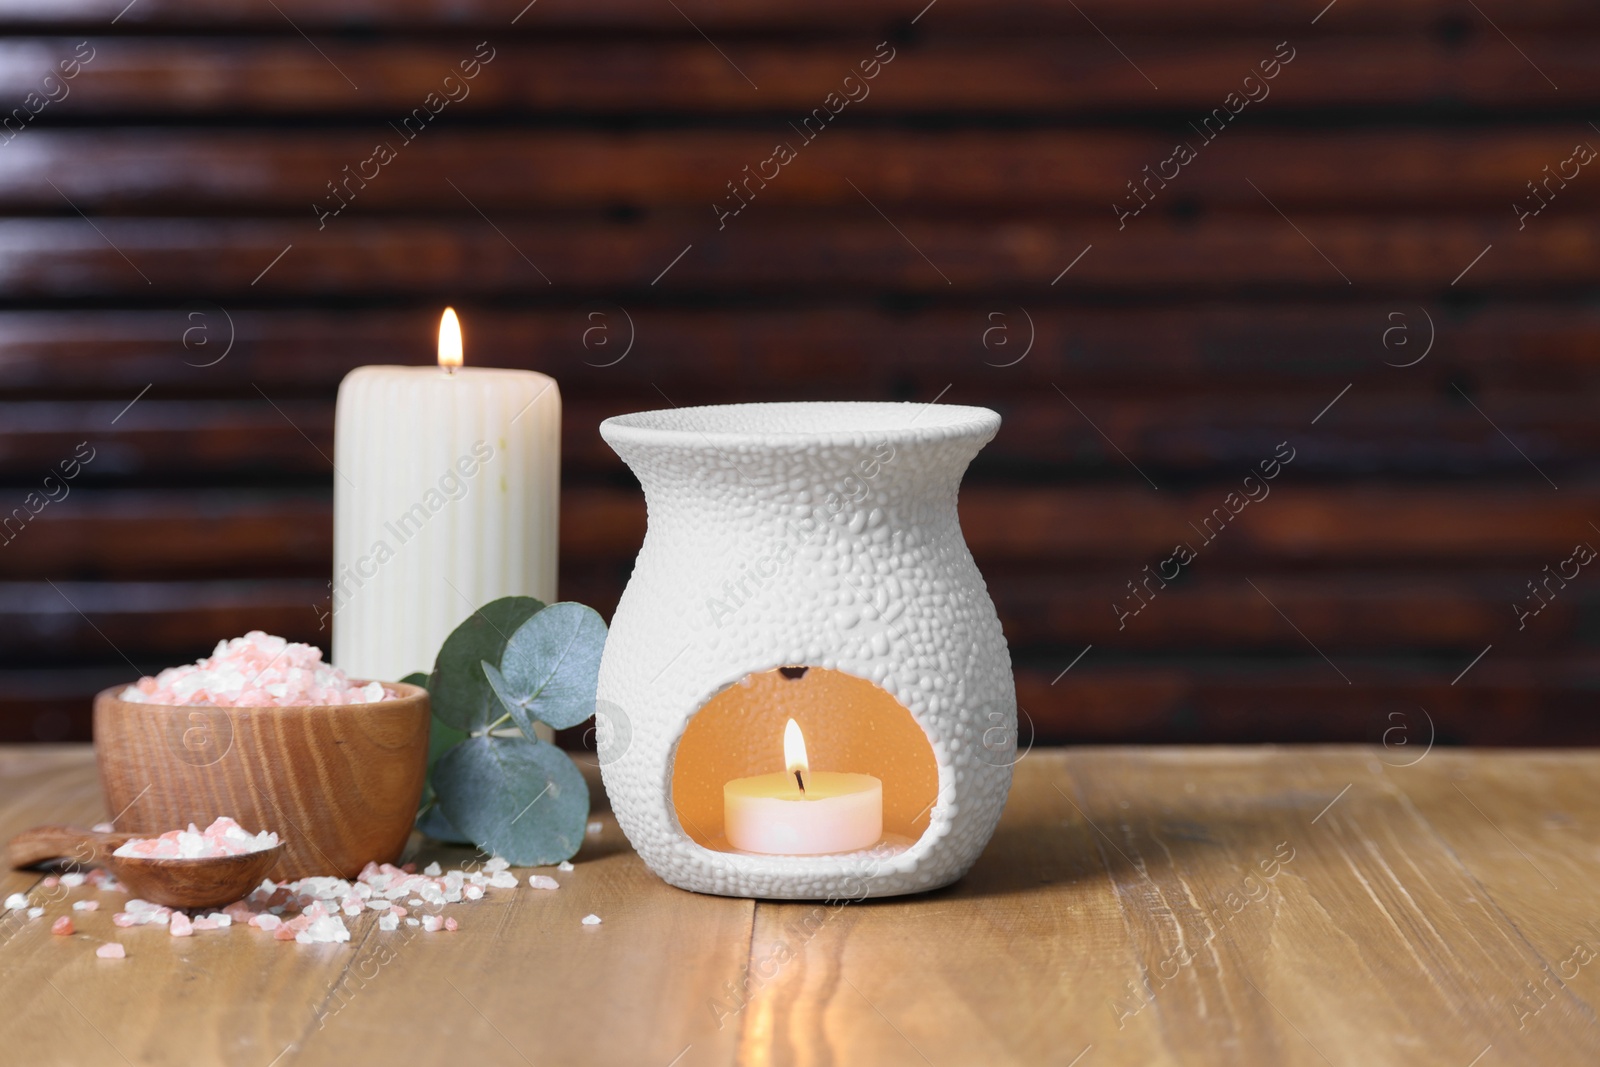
[671,667,939,851]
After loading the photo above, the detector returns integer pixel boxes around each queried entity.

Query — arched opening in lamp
[671,667,939,854]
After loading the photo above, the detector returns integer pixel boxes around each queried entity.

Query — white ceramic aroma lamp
[596,401,1016,899]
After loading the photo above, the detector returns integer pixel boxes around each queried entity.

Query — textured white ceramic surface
[597,401,1016,899]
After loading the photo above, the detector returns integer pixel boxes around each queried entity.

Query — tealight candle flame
[438,307,463,373]
[784,718,808,793]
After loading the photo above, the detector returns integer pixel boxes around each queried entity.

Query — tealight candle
[723,719,883,855]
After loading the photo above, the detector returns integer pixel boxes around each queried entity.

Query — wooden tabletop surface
[2,744,1598,1067]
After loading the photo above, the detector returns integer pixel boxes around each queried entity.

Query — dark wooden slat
[0,491,329,577]
[0,216,1591,297]
[3,306,1599,395]
[6,486,1593,585]
[992,571,1590,650]
[7,129,1600,214]
[0,579,328,663]
[1014,660,1600,745]
[4,388,1593,479]
[959,485,1600,563]
[0,0,1595,32]
[3,38,1598,116]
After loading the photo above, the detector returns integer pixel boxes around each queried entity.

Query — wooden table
[2,745,1598,1067]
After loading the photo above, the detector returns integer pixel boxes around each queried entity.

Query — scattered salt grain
[484,856,510,873]
[59,872,86,888]
[527,875,558,891]
[255,914,282,931]
[405,918,419,927]
[487,872,518,889]
[587,821,602,836]
[52,916,74,936]
[378,912,399,932]
[27,907,43,919]
[96,943,126,959]
[557,861,574,872]
[3,893,26,911]
[119,631,391,707]
[41,875,59,888]
[423,862,441,876]
[464,885,484,901]
[169,913,194,937]
[444,917,458,932]
[91,822,114,833]
[581,914,602,926]
[72,900,99,912]
[114,816,278,860]
[422,915,442,932]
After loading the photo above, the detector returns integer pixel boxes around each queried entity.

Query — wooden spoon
[7,825,283,909]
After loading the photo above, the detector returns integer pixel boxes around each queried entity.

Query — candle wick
[794,769,805,794]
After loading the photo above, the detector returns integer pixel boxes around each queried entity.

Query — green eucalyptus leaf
[433,735,589,865]
[479,660,522,731]
[494,602,609,732]
[399,672,428,688]
[416,799,470,843]
[428,596,544,730]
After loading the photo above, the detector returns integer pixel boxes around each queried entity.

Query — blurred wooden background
[0,0,1595,745]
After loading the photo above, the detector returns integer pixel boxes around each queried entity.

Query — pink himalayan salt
[444,917,458,932]
[421,914,442,932]
[119,631,390,707]
[52,916,73,936]
[114,816,277,860]
[41,875,58,888]
[169,913,194,937]
[72,900,99,912]
[96,943,126,959]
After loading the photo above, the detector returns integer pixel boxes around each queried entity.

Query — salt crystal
[72,900,99,912]
[422,915,442,932]
[112,913,136,928]
[4,893,27,911]
[405,918,419,927]
[255,914,282,931]
[60,872,86,888]
[408,898,423,907]
[211,913,233,927]
[52,916,74,935]
[527,876,559,891]
[192,917,219,931]
[423,862,442,876]
[587,821,602,836]
[295,910,350,944]
[41,875,59,888]
[464,885,483,901]
[169,913,194,937]
[114,816,278,860]
[90,822,114,833]
[366,900,392,912]
[378,912,399,932]
[119,631,392,708]
[581,914,602,926]
[27,907,43,919]
[96,942,126,959]
[487,872,518,889]
[485,857,510,873]
[443,917,458,932]
[558,861,574,872]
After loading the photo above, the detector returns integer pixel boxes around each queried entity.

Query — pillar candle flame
[438,307,463,372]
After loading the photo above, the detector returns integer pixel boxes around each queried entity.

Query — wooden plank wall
[0,0,1595,745]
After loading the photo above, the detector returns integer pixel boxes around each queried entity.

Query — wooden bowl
[93,682,431,881]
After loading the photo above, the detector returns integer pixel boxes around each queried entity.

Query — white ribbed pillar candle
[332,353,559,683]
